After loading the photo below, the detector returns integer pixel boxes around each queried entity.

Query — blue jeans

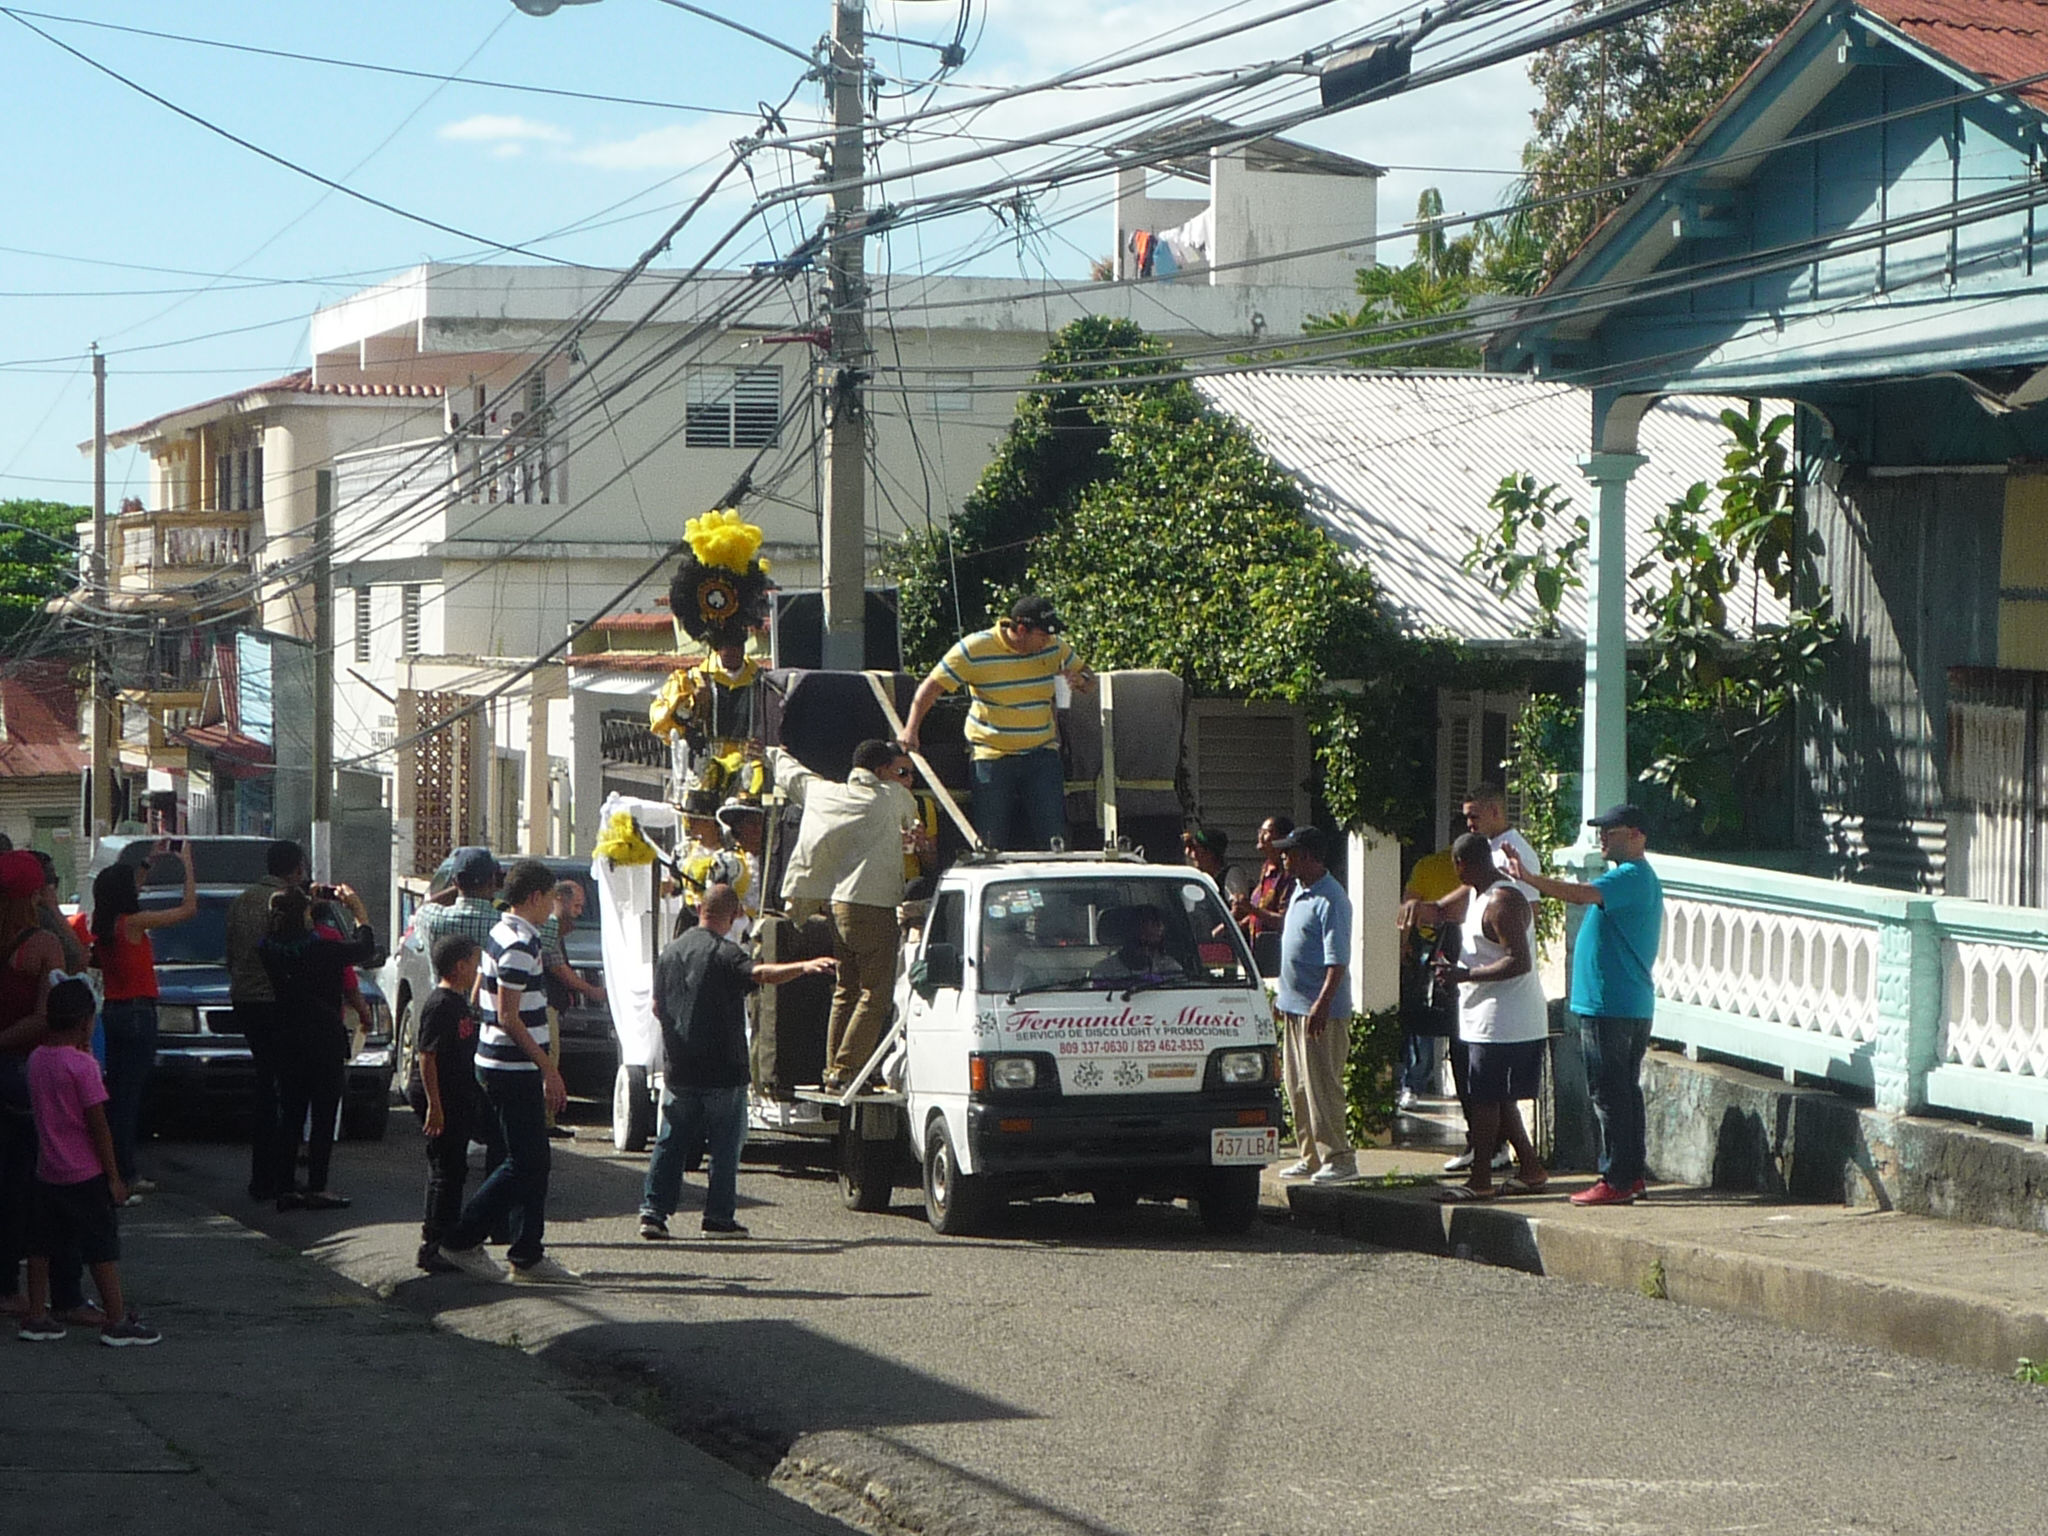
[1398,1032,1440,1097]
[970,747,1066,851]
[100,1000,158,1184]
[446,1070,550,1267]
[1577,1013,1652,1188]
[641,1084,748,1227]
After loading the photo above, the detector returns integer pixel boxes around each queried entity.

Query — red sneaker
[1569,1180,1636,1207]
[1631,1178,1648,1198]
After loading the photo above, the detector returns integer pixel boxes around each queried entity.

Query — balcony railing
[1638,853,2048,1139]
[105,509,256,592]
[333,433,567,536]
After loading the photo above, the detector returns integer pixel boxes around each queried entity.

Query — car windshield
[976,877,1256,995]
[140,892,231,965]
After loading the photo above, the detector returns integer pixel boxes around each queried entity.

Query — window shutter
[733,367,781,446]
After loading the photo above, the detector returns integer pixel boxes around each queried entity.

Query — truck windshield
[977,878,1256,995]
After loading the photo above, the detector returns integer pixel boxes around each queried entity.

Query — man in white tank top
[1435,833,1549,1200]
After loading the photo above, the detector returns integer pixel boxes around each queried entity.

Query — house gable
[1492,2,2048,397]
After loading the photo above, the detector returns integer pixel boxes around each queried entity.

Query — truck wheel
[392,991,418,1096]
[612,1064,654,1153]
[922,1121,990,1236]
[838,1112,895,1213]
[1195,1167,1261,1236]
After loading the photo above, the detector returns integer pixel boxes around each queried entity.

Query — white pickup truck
[833,849,1283,1236]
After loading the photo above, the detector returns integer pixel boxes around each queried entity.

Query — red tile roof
[107,368,444,446]
[1859,0,2048,106]
[0,660,85,779]
[566,653,687,672]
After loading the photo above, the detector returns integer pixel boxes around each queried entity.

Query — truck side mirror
[912,943,962,997]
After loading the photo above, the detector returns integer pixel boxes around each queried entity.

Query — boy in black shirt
[410,935,483,1274]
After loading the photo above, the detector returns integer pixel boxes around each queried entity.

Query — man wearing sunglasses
[771,741,932,1092]
[901,594,1094,851]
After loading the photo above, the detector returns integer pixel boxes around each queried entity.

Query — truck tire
[838,1110,896,1213]
[1194,1167,1261,1236]
[392,990,419,1096]
[612,1064,654,1153]
[922,1120,990,1236]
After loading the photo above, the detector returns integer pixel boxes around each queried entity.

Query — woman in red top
[0,849,66,1318]
[83,846,196,1193]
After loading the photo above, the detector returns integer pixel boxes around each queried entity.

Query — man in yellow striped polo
[901,595,1095,850]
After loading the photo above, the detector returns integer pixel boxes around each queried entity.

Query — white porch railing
[1638,854,2048,1138]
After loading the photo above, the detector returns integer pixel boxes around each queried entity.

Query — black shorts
[1463,1038,1546,1104]
[32,1174,120,1266]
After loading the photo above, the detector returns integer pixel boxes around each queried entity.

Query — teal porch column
[1577,451,1645,835]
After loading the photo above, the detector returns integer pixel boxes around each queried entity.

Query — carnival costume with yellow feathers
[650,509,774,763]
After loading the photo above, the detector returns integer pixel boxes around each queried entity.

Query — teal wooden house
[1489,1,2048,1145]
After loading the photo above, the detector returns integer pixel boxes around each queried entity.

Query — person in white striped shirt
[432,861,578,1285]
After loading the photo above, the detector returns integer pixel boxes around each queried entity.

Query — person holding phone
[77,842,196,1198]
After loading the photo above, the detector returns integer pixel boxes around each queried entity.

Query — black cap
[1586,803,1648,831]
[1272,825,1331,861]
[1007,594,1063,634]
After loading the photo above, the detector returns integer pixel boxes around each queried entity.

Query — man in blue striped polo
[900,594,1095,851]
[434,859,578,1284]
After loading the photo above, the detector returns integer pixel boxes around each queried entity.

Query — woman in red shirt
[1232,815,1296,977]
[83,846,196,1194]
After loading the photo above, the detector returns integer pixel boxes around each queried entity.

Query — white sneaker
[509,1255,582,1284]
[435,1243,509,1282]
[1308,1156,1360,1184]
[1491,1146,1515,1172]
[1276,1158,1317,1180]
[1396,1088,1420,1110]
[1442,1150,1475,1173]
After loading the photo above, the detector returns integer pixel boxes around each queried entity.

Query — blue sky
[0,0,1538,509]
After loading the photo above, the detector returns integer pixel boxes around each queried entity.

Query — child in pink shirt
[20,978,160,1346]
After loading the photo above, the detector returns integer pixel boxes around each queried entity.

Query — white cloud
[438,114,571,146]
[568,122,733,171]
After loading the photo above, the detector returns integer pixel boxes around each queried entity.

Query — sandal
[1497,1176,1550,1196]
[1434,1184,1498,1203]
[301,1191,353,1211]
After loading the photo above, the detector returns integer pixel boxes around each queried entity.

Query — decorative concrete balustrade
[1630,855,2048,1139]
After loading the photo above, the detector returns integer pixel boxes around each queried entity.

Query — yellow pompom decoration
[593,810,658,867]
[684,508,764,575]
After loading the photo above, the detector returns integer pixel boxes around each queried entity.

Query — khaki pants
[826,901,901,1082]
[1280,1010,1353,1167]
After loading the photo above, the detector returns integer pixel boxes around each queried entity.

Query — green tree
[883,316,1177,668]
[0,498,83,650]
[1519,0,1803,284]
[1469,404,1836,846]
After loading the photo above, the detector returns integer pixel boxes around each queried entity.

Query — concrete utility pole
[819,0,869,671]
[89,346,113,842]
[311,467,335,882]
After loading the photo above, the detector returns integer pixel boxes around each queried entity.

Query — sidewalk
[1,1193,853,1536]
[1266,1106,2048,1378]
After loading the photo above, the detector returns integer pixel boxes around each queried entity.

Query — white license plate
[1210,1126,1279,1165]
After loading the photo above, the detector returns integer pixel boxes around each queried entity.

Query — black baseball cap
[1586,803,1648,831]
[1007,594,1063,634]
[1271,825,1331,861]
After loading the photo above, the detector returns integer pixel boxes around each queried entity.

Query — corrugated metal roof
[0,659,84,779]
[1194,370,1790,644]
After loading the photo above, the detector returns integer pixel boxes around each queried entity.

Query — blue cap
[450,846,501,890]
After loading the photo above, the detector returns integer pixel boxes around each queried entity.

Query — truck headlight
[1218,1050,1267,1084]
[157,1005,200,1035]
[365,998,394,1044]
[989,1056,1039,1091]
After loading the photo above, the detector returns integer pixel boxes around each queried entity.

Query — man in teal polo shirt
[1503,804,1663,1207]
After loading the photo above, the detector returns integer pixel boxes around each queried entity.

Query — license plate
[1210,1126,1278,1165]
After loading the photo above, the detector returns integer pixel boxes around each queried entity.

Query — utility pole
[819,0,868,671]
[311,467,335,883]
[89,346,113,844]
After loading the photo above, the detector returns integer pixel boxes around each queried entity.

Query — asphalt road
[142,1112,2048,1536]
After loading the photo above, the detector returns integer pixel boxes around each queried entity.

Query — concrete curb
[1287,1183,2048,1377]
